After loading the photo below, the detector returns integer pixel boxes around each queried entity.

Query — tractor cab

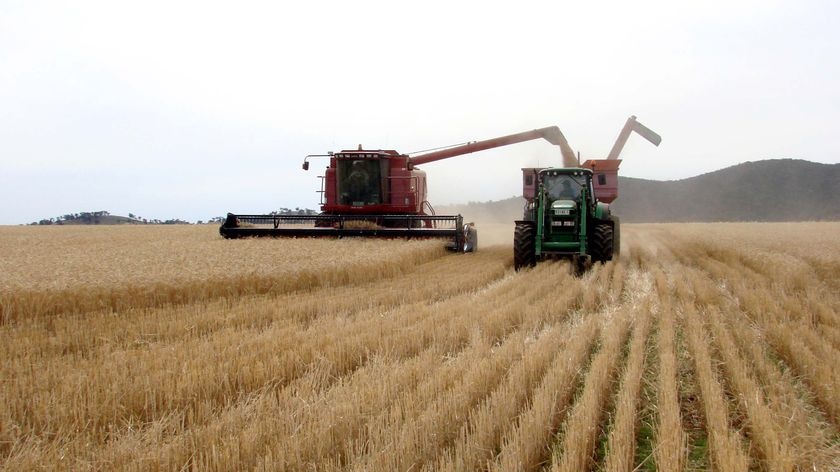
[539,169,594,238]
[534,168,595,243]
[542,169,590,203]
[521,167,595,220]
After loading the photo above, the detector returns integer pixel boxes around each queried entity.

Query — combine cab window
[338,159,382,206]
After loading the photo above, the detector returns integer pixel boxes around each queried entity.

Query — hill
[439,159,840,223]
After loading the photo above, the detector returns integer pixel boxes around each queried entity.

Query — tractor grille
[549,219,577,234]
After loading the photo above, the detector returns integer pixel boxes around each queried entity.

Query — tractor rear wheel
[611,215,621,257]
[589,223,614,263]
[513,223,536,271]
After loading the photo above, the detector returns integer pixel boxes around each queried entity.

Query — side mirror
[302,161,309,171]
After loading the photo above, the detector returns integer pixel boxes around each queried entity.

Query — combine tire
[513,223,536,271]
[464,225,478,252]
[589,223,614,264]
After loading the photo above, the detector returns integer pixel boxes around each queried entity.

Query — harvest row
[2,223,838,470]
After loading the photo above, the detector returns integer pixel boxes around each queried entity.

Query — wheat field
[1,223,839,471]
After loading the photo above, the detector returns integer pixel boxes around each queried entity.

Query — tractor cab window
[543,174,581,201]
[338,159,382,206]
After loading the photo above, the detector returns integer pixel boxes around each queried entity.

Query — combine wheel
[513,223,536,271]
[589,223,614,264]
[463,224,478,252]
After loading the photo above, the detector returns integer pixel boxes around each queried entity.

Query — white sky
[1,0,838,224]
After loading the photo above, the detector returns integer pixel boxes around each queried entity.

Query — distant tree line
[29,208,317,225]
[270,208,318,216]
[31,211,112,225]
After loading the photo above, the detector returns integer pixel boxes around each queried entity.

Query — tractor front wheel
[589,223,614,264]
[513,223,536,271]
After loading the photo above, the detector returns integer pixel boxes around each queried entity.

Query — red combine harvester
[220,127,579,251]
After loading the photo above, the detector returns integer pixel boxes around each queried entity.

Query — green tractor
[513,167,620,272]
[513,116,661,272]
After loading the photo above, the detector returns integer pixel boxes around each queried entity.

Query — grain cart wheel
[589,223,614,264]
[610,215,621,257]
[513,223,536,271]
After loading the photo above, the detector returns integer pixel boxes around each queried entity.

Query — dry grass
[0,225,444,323]
[651,267,687,471]
[681,302,751,471]
[489,314,602,472]
[2,222,839,470]
[549,310,631,472]
[603,300,652,472]
[705,306,794,471]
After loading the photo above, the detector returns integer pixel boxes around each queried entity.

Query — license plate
[554,209,570,216]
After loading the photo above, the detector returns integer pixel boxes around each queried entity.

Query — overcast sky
[2,0,838,224]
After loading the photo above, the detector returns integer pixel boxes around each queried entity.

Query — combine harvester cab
[221,126,579,252]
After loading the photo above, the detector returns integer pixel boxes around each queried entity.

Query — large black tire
[513,223,536,271]
[611,215,621,257]
[464,225,478,252]
[589,223,614,264]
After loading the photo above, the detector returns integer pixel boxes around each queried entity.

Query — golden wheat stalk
[549,311,631,472]
[603,304,652,472]
[490,314,601,472]
[706,306,794,471]
[682,303,750,471]
[651,268,687,471]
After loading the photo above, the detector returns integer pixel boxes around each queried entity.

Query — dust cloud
[471,222,514,248]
